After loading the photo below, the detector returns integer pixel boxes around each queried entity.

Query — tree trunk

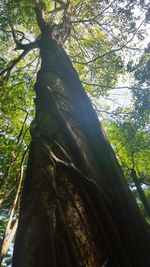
[131,168,150,218]
[12,27,150,267]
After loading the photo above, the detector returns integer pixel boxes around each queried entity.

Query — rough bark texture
[12,25,150,267]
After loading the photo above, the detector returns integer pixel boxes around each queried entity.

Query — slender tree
[0,1,150,266]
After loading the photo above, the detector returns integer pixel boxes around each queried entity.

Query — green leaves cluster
[102,49,150,217]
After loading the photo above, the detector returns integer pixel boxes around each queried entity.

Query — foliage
[102,49,150,218]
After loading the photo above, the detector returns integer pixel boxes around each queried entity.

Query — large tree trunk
[12,26,150,267]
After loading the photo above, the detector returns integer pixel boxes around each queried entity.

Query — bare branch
[0,41,38,80]
[34,0,47,32]
[10,26,31,45]
[73,47,123,65]
[114,141,128,155]
[82,81,147,91]
[82,81,131,90]
[16,55,39,72]
[73,19,145,65]
[0,218,18,263]
[0,50,28,80]
[10,24,18,44]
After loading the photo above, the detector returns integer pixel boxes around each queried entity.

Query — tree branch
[34,0,47,32]
[82,81,147,91]
[82,81,131,90]
[0,41,38,80]
[73,19,145,65]
[10,26,31,45]
[0,218,18,264]
[70,1,115,25]
[72,47,123,65]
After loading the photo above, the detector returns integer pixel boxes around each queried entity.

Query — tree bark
[12,26,150,267]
